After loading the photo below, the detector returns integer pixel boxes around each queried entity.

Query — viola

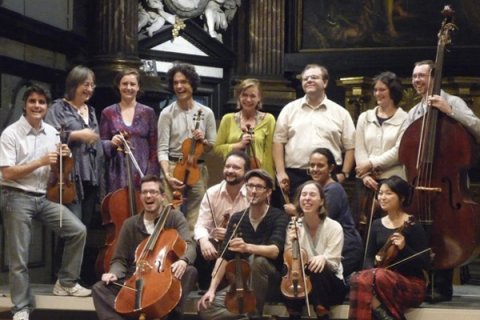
[375,216,414,268]
[281,219,312,299]
[243,124,261,169]
[47,126,76,204]
[95,132,144,277]
[224,230,256,314]
[114,195,184,319]
[398,5,480,269]
[173,110,204,187]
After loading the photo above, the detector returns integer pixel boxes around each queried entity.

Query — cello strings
[112,281,137,292]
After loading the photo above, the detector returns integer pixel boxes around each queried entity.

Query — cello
[398,5,480,269]
[114,194,184,319]
[95,132,144,276]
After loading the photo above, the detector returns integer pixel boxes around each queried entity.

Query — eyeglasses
[302,75,322,82]
[141,190,161,196]
[82,82,96,89]
[245,183,267,191]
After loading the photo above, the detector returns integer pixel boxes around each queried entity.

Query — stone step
[1,285,480,319]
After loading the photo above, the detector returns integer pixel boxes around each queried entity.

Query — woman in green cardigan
[214,78,275,178]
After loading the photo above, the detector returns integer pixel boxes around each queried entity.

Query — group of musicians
[1,57,479,320]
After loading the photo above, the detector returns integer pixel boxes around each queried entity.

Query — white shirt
[274,95,355,167]
[0,116,59,193]
[194,181,249,241]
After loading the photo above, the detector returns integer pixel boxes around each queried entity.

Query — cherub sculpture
[138,0,176,37]
[203,0,241,41]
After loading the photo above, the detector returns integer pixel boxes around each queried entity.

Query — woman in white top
[354,71,408,235]
[283,181,347,320]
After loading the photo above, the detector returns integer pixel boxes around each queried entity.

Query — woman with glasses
[214,78,275,178]
[354,72,407,236]
[284,148,363,279]
[45,65,104,228]
[100,68,159,194]
[283,180,347,320]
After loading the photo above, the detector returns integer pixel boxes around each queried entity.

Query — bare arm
[273,142,289,188]
[1,153,54,181]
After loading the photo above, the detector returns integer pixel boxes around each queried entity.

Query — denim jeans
[0,187,87,312]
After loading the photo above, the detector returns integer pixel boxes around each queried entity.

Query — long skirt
[348,268,426,320]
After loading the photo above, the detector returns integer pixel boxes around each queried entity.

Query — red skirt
[348,268,426,320]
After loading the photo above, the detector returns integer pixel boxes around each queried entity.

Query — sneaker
[53,280,91,297]
[13,309,29,320]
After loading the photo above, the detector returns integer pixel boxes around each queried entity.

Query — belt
[169,156,205,164]
[2,185,45,197]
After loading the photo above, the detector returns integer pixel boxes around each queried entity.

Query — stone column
[91,0,141,87]
[232,0,295,114]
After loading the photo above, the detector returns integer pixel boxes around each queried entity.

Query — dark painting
[298,0,480,50]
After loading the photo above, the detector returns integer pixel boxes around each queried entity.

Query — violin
[115,194,184,319]
[173,110,204,187]
[375,216,414,268]
[243,124,261,169]
[95,132,144,277]
[224,230,256,314]
[47,126,76,204]
[281,217,312,317]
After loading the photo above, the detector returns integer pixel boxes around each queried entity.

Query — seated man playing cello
[92,174,197,320]
[197,169,289,319]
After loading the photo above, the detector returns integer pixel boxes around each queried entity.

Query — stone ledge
[1,287,480,319]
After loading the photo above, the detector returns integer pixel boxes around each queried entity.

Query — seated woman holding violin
[348,176,430,320]
[91,175,197,320]
[283,181,347,320]
[284,148,363,280]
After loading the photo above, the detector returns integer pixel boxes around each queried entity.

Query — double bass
[398,5,480,269]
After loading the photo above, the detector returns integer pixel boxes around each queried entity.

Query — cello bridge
[415,186,442,192]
